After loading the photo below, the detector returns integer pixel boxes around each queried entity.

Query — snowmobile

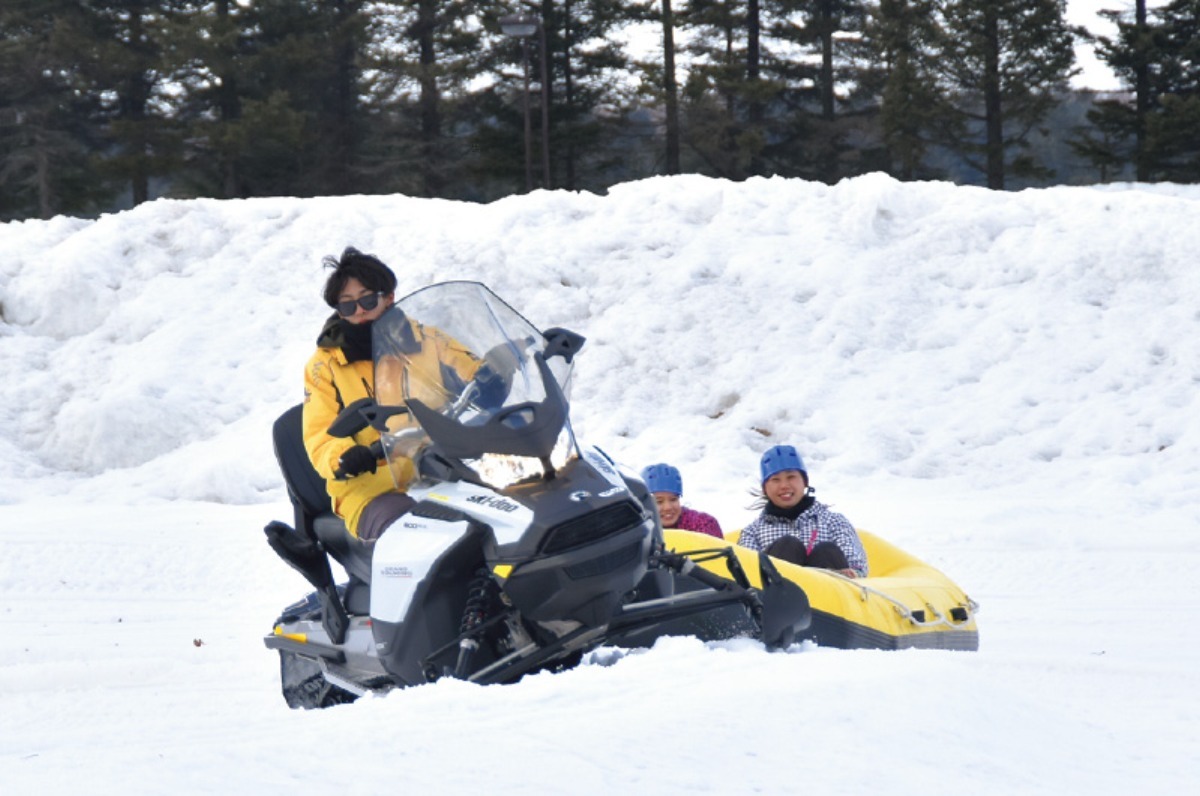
[263,282,810,709]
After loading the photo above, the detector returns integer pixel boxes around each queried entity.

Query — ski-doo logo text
[585,451,616,476]
[466,494,520,513]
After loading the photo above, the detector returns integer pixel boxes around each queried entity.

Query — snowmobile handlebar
[327,398,410,438]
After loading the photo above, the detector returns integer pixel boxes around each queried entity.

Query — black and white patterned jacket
[739,500,868,576]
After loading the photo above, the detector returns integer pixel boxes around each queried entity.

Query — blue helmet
[760,445,807,484]
[641,463,683,496]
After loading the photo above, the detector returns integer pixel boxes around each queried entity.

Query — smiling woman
[737,445,867,579]
[640,462,724,538]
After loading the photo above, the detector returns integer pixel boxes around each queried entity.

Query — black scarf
[338,317,374,362]
[764,493,814,520]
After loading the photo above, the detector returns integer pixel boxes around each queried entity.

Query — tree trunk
[331,0,357,195]
[1134,0,1149,182]
[560,0,573,190]
[661,0,680,174]
[36,129,54,219]
[417,0,442,197]
[820,0,834,121]
[215,0,241,198]
[747,0,763,174]
[982,5,1004,190]
[127,10,149,206]
[747,0,761,100]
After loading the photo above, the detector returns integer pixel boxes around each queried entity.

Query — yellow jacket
[302,313,480,537]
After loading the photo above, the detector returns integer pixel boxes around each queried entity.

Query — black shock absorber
[453,569,496,678]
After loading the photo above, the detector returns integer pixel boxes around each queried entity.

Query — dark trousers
[764,537,850,572]
[357,492,417,542]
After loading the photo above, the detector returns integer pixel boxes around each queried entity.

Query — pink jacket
[671,507,724,539]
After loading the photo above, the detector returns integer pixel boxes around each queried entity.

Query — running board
[319,659,392,699]
[264,633,346,663]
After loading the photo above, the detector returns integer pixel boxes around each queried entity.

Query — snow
[2,173,1198,794]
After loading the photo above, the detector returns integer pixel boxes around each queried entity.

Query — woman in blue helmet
[737,445,867,578]
[640,463,724,539]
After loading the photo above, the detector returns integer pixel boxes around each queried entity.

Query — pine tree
[624,0,681,176]
[764,0,872,182]
[932,0,1077,189]
[860,0,945,180]
[1070,94,1137,182]
[677,0,783,179]
[1142,0,1200,180]
[176,0,371,199]
[674,1,876,182]
[74,1,188,206]
[464,1,641,195]
[160,0,252,198]
[672,1,733,177]
[0,2,108,219]
[1075,0,1200,183]
[358,0,502,198]
[1075,0,1153,181]
[553,0,640,191]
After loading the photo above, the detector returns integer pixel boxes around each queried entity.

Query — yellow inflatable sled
[661,528,979,651]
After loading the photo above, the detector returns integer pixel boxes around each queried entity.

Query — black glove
[337,444,378,479]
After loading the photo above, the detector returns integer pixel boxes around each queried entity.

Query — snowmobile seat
[271,404,374,597]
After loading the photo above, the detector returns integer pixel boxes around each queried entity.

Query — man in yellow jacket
[302,247,481,542]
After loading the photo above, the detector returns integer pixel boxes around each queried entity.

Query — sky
[1068,0,1170,90]
[619,1,1169,93]
[1,173,1198,794]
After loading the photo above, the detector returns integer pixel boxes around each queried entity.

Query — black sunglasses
[335,292,384,317]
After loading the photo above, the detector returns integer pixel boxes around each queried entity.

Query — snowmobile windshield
[372,281,580,490]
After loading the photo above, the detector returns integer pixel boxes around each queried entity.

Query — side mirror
[542,327,586,363]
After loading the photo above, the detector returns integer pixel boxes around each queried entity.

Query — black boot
[264,521,349,644]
